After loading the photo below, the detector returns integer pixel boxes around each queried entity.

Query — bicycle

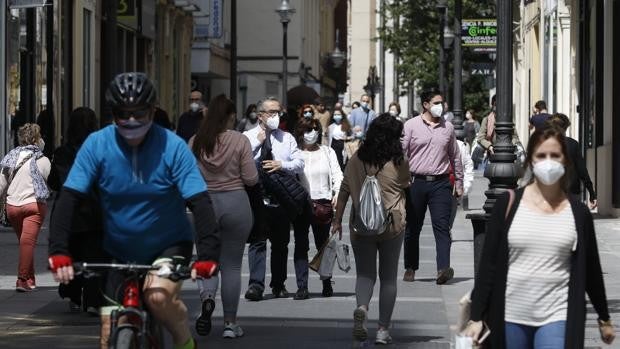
[73,258,192,349]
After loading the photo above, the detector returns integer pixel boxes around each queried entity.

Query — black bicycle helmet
[105,72,157,109]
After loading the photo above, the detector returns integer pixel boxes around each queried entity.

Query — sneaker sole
[352,308,368,341]
[222,330,244,338]
[195,299,215,336]
[375,339,392,345]
[436,268,454,285]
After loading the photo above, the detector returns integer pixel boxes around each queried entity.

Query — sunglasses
[114,108,152,120]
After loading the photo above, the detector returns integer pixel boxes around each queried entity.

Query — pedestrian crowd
[0,71,614,348]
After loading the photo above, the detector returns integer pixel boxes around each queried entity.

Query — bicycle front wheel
[112,327,137,349]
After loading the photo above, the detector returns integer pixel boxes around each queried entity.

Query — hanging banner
[462,19,497,53]
[194,0,223,39]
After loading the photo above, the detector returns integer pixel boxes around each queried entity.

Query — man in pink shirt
[401,89,463,285]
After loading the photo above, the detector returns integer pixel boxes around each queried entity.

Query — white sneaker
[375,329,392,345]
[222,323,244,338]
[352,307,368,341]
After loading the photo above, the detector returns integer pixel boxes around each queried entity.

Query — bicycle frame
[76,261,190,349]
[108,275,161,349]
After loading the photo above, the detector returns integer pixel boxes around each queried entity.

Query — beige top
[337,153,410,241]
[1,151,51,206]
[314,110,331,134]
[190,130,258,192]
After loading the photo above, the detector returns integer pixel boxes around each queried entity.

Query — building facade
[514,0,619,216]
[1,0,197,154]
[345,0,410,116]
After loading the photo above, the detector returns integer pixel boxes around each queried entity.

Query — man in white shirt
[243,97,304,301]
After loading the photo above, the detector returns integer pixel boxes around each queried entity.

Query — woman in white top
[0,124,51,292]
[463,126,615,348]
[327,109,353,170]
[293,118,343,299]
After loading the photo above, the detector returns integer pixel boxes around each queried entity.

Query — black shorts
[101,241,193,307]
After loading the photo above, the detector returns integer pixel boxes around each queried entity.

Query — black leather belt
[412,173,449,182]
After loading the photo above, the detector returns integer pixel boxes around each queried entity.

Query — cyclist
[48,72,220,349]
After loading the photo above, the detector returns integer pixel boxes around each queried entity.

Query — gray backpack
[352,164,392,236]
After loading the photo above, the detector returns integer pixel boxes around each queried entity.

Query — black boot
[322,279,333,297]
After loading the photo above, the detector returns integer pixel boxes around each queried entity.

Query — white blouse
[299,145,343,200]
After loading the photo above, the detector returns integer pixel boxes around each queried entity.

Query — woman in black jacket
[462,126,615,348]
[48,107,104,314]
[545,113,597,208]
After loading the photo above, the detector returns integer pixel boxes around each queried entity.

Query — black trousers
[330,139,345,171]
[404,178,453,271]
[267,206,294,289]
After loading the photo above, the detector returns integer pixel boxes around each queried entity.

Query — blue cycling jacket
[64,124,206,264]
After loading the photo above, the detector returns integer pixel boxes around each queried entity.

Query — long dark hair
[192,94,236,158]
[524,125,573,191]
[67,107,98,146]
[357,113,404,168]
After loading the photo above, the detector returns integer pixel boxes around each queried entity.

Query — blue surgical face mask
[333,114,343,124]
[116,118,153,140]
[303,111,313,119]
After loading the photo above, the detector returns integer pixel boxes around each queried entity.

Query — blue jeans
[247,240,266,292]
[505,321,566,349]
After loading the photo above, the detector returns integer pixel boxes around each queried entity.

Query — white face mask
[389,110,398,117]
[355,131,364,139]
[430,103,444,118]
[190,102,201,112]
[37,138,45,150]
[532,159,565,185]
[303,130,319,145]
[303,111,313,119]
[265,115,280,130]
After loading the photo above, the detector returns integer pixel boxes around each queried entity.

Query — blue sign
[208,0,223,38]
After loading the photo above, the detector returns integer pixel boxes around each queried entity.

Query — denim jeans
[292,204,330,289]
[505,321,566,349]
[247,240,266,292]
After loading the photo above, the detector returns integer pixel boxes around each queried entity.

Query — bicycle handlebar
[73,262,192,282]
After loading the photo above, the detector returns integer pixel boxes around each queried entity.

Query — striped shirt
[505,203,577,326]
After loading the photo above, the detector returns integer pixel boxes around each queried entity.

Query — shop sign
[462,19,497,53]
[471,63,496,76]
[118,0,138,31]
[194,0,223,39]
[8,0,48,9]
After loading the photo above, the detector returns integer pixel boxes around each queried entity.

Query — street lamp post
[276,0,295,108]
[436,0,448,97]
[363,66,381,109]
[467,0,518,275]
[452,0,464,141]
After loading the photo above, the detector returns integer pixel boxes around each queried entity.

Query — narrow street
[0,174,617,348]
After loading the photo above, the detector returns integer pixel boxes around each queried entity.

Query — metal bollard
[466,213,487,278]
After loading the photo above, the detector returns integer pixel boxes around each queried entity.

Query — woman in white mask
[388,102,405,123]
[462,127,615,348]
[292,118,343,300]
[327,108,353,170]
